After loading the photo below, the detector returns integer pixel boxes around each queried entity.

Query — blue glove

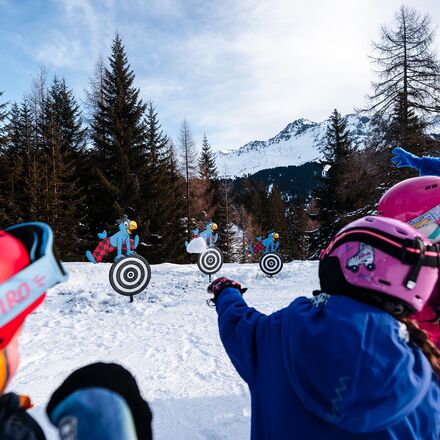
[391,147,422,171]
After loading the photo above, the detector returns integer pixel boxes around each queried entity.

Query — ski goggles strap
[0,223,68,328]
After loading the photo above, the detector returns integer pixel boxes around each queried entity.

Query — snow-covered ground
[10,261,318,439]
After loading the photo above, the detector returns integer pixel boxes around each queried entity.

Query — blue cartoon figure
[86,214,140,263]
[250,231,283,276]
[185,222,219,253]
[200,222,219,248]
[185,221,223,276]
[250,232,280,255]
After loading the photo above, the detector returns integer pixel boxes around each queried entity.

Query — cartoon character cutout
[346,243,375,272]
[185,221,219,254]
[86,214,140,264]
[249,232,280,255]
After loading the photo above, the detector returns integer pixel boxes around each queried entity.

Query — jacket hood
[281,294,434,434]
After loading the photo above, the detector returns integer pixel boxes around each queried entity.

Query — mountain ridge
[215,113,440,178]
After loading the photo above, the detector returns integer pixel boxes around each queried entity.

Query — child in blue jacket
[209,216,440,439]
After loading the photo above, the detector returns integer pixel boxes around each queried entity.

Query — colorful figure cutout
[86,214,140,264]
[185,222,218,251]
[249,232,280,255]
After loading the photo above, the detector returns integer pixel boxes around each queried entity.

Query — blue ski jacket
[216,289,440,439]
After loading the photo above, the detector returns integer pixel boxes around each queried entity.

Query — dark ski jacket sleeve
[215,287,282,386]
[420,156,440,176]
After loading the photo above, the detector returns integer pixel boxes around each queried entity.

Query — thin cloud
[35,36,82,68]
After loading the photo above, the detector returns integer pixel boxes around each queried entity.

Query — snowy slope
[215,114,371,177]
[10,261,319,440]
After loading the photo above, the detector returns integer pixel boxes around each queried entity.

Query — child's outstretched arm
[208,278,271,385]
[419,155,440,176]
[391,147,440,176]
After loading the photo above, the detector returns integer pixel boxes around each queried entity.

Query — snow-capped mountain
[215,114,371,177]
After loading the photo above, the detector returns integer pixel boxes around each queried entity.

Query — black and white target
[197,247,224,275]
[109,255,151,296]
[259,253,284,276]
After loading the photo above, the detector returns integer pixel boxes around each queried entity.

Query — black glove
[207,277,247,304]
[47,363,152,440]
[0,393,46,440]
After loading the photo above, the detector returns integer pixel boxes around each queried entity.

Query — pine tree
[364,6,440,168]
[85,59,110,243]
[0,98,41,226]
[178,119,197,239]
[39,77,87,259]
[236,204,259,263]
[284,201,309,261]
[367,6,440,122]
[0,103,24,224]
[311,109,355,256]
[216,178,236,262]
[19,99,41,220]
[265,185,287,236]
[238,178,267,229]
[156,140,187,262]
[141,102,181,262]
[92,33,147,232]
[198,134,219,218]
[0,91,7,149]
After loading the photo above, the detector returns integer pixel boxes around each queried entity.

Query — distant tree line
[0,6,439,262]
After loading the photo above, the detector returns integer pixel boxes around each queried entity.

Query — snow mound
[186,237,207,254]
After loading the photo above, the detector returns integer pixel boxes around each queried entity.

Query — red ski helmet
[0,230,43,349]
[377,177,440,242]
[0,223,67,349]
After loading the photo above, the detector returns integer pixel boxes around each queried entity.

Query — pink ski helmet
[377,176,440,243]
[319,216,440,312]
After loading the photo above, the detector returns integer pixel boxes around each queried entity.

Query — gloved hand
[391,147,422,171]
[47,363,152,440]
[207,277,247,304]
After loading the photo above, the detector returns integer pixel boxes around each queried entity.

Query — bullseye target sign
[259,253,284,276]
[197,247,224,275]
[109,255,151,297]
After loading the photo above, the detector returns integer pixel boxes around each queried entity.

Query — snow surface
[10,261,319,439]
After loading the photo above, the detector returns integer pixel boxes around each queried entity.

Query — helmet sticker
[408,204,440,229]
[346,243,376,273]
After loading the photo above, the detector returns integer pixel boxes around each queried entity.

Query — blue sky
[1,0,440,150]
